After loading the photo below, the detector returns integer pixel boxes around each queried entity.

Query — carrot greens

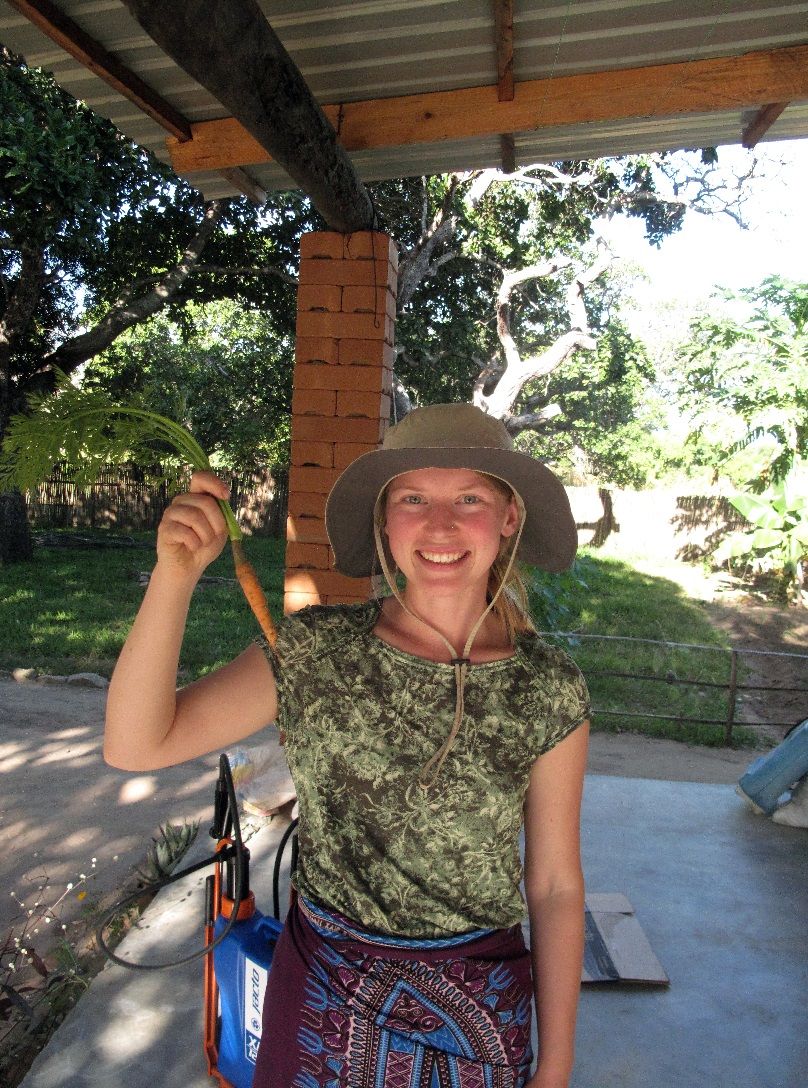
[0,378,277,648]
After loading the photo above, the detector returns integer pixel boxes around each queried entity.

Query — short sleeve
[255,606,321,742]
[522,639,591,758]
[254,604,363,743]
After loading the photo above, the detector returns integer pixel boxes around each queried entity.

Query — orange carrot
[230,539,278,650]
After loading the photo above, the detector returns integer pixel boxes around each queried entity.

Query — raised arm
[104,471,278,771]
[522,720,590,1088]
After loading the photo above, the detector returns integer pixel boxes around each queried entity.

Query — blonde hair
[483,475,536,642]
[373,471,536,643]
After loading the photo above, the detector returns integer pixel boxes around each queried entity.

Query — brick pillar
[285,230,398,613]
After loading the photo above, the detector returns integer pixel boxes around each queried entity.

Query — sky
[596,138,808,324]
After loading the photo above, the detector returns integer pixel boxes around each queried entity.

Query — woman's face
[382,468,519,598]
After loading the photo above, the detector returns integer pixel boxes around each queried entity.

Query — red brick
[296,284,342,313]
[299,232,345,260]
[291,440,333,468]
[285,541,331,570]
[296,311,394,343]
[287,514,329,544]
[286,569,370,596]
[284,590,323,614]
[343,232,397,267]
[293,416,386,443]
[299,258,398,295]
[296,364,391,393]
[289,464,341,495]
[293,336,339,365]
[294,364,336,391]
[341,285,397,320]
[291,388,336,417]
[336,390,391,419]
[287,491,327,518]
[338,339,397,368]
[333,442,379,470]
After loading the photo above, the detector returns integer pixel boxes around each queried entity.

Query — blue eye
[461,494,480,504]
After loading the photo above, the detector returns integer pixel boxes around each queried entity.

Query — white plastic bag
[227,737,296,817]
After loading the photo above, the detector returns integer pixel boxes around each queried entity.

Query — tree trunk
[0,489,33,563]
[121,0,375,233]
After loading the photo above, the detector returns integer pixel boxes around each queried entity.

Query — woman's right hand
[155,470,231,580]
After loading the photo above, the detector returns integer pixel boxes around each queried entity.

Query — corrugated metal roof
[1,0,807,199]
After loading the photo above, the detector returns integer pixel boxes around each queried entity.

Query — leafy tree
[515,322,668,487]
[680,276,808,486]
[82,302,293,471]
[1,44,311,421]
[0,45,317,558]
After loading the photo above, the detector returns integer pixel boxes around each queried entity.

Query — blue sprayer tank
[213,901,283,1088]
[737,718,808,815]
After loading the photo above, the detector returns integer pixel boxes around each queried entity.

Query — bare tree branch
[505,404,563,435]
[45,200,226,373]
[475,253,610,420]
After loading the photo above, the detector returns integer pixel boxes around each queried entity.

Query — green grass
[531,550,758,748]
[1,531,757,746]
[0,532,285,680]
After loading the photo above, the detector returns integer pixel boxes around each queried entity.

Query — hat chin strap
[372,496,526,788]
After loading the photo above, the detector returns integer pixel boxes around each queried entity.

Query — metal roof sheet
[1,0,807,198]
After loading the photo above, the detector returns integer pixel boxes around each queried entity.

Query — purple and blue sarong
[252,893,534,1088]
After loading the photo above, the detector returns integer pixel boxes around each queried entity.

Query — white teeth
[419,551,466,564]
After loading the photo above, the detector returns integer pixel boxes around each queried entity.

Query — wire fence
[541,632,808,744]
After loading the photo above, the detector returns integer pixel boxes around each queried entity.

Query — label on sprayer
[244,956,268,1064]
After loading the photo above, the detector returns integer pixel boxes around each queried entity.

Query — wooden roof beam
[166,44,808,175]
[742,102,789,148]
[121,0,374,233]
[6,0,192,141]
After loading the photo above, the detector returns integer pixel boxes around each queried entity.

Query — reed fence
[24,465,288,537]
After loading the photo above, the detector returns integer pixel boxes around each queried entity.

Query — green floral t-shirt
[258,600,589,938]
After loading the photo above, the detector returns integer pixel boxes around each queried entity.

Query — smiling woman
[104,403,591,1088]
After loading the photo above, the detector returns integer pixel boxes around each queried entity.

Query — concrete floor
[20,774,808,1088]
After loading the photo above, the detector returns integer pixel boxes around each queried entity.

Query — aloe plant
[0,377,277,646]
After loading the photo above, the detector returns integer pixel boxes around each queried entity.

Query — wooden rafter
[6,0,270,204]
[492,0,514,103]
[217,167,268,206]
[166,44,808,176]
[499,134,516,174]
[492,1,515,173]
[742,102,789,148]
[5,0,192,141]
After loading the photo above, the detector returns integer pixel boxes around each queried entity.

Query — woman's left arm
[523,719,590,1088]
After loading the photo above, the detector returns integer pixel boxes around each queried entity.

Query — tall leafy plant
[713,467,808,602]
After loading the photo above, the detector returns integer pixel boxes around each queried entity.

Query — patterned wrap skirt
[252,893,534,1088]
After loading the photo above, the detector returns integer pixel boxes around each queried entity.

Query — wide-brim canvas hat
[325,403,577,576]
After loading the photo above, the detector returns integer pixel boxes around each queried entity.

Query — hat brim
[325,447,577,577]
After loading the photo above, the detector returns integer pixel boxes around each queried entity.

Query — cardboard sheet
[582,892,669,985]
